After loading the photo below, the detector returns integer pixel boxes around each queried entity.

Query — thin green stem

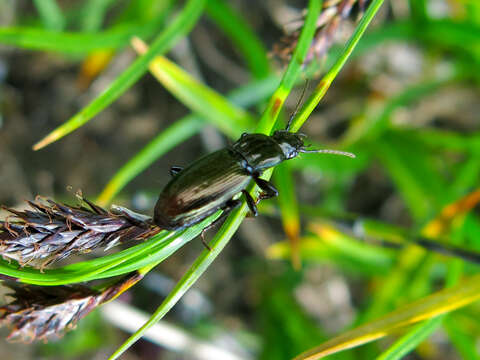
[290,0,385,132]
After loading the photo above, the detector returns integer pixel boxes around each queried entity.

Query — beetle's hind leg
[170,166,183,177]
[200,198,242,250]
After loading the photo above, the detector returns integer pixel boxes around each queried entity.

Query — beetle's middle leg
[200,198,242,250]
[252,173,278,202]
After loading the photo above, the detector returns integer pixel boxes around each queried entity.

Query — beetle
[153,129,355,237]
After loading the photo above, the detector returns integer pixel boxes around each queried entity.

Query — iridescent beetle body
[154,130,354,231]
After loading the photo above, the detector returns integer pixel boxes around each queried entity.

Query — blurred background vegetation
[1,0,480,359]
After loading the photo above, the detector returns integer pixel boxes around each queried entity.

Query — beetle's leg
[201,233,212,251]
[170,166,183,177]
[242,190,258,217]
[252,174,279,202]
[200,198,242,250]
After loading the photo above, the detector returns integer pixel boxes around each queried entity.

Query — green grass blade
[131,40,254,137]
[206,0,270,79]
[255,0,322,134]
[291,0,386,132]
[97,116,204,206]
[32,0,206,150]
[32,0,66,31]
[80,0,117,32]
[0,19,164,53]
[376,317,444,360]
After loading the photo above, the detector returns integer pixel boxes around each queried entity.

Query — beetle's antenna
[286,79,309,131]
[301,149,356,158]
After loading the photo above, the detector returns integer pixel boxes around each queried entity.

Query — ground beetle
[153,126,355,236]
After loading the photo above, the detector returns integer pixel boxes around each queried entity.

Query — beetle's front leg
[252,174,278,202]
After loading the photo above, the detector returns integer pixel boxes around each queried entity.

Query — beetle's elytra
[153,130,354,231]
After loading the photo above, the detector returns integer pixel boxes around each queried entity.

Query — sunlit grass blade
[32,0,206,150]
[107,1,323,358]
[206,0,270,79]
[32,0,66,31]
[291,0,385,132]
[375,317,443,360]
[266,231,394,275]
[131,37,254,138]
[294,275,480,360]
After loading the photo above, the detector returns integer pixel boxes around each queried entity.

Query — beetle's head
[272,130,306,159]
[272,130,356,160]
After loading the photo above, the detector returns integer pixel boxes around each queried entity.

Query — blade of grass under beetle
[131,37,254,138]
[291,0,386,132]
[107,2,323,359]
[205,0,270,80]
[32,0,66,31]
[97,75,281,206]
[293,275,480,360]
[32,0,206,150]
[0,212,221,286]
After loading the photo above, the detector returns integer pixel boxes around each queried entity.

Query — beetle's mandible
[153,129,354,233]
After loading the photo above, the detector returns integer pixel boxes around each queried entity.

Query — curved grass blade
[375,316,444,360]
[131,37,254,138]
[96,116,204,206]
[293,275,480,360]
[33,0,65,31]
[107,2,323,358]
[80,0,117,32]
[32,0,206,150]
[205,0,270,79]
